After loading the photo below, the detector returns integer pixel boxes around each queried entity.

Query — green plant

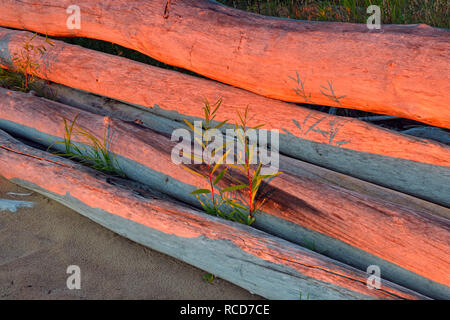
[218,1,449,29]
[202,273,215,284]
[10,33,54,92]
[183,101,282,225]
[183,99,248,223]
[0,33,57,100]
[226,105,282,224]
[48,114,125,177]
[299,291,310,300]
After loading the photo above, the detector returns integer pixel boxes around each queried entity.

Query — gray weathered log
[42,81,450,220]
[0,0,449,127]
[0,88,448,299]
[402,127,450,145]
[0,129,429,300]
[1,29,449,206]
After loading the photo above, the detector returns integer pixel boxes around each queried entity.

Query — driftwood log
[42,81,450,220]
[1,131,429,300]
[0,88,448,299]
[0,0,449,127]
[0,29,449,206]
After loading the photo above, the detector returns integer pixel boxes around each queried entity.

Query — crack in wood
[163,0,172,19]
[0,143,71,168]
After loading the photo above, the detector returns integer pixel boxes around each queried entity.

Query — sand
[0,176,262,300]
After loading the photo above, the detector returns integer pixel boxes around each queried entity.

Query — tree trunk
[1,29,449,206]
[0,88,448,299]
[42,80,450,220]
[0,0,448,127]
[2,130,429,300]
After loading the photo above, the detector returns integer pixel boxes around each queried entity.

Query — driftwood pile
[0,0,448,299]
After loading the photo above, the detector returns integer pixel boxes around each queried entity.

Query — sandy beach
[0,176,262,300]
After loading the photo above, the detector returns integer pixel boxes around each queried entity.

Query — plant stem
[243,132,254,218]
[207,162,216,206]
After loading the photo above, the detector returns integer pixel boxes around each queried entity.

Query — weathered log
[1,131,429,300]
[0,88,448,298]
[0,0,449,127]
[41,81,450,220]
[401,127,450,145]
[0,29,449,206]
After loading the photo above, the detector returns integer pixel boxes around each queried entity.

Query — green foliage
[10,33,54,92]
[203,273,215,284]
[49,114,125,177]
[0,33,57,100]
[228,105,282,222]
[0,69,58,100]
[184,100,282,226]
[299,291,310,300]
[218,0,449,29]
[184,98,256,225]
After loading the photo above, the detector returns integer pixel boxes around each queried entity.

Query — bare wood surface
[1,29,449,205]
[0,88,448,298]
[42,81,450,220]
[0,0,448,127]
[0,129,429,300]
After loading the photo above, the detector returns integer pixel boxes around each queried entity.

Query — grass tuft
[48,114,125,177]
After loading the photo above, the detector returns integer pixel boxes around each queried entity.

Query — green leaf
[189,189,211,195]
[252,124,265,130]
[214,119,228,130]
[212,98,222,116]
[221,184,247,193]
[228,164,247,174]
[226,200,247,210]
[182,166,206,178]
[259,171,283,179]
[213,167,227,185]
[211,149,230,174]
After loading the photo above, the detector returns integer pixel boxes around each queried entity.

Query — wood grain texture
[0,88,448,298]
[1,29,450,206]
[41,81,450,220]
[0,129,429,300]
[0,0,448,127]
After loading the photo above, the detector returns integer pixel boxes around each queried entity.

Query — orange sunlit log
[0,28,448,170]
[0,0,448,128]
[42,81,450,219]
[0,88,448,298]
[0,129,431,300]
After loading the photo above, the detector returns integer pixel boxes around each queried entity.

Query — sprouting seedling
[320,80,346,107]
[299,291,310,300]
[226,105,282,224]
[11,32,54,92]
[202,273,215,284]
[48,114,125,177]
[289,71,311,103]
[182,100,281,226]
[182,98,248,223]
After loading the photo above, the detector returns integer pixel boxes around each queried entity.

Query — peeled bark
[0,88,448,299]
[0,0,448,127]
[0,28,449,205]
